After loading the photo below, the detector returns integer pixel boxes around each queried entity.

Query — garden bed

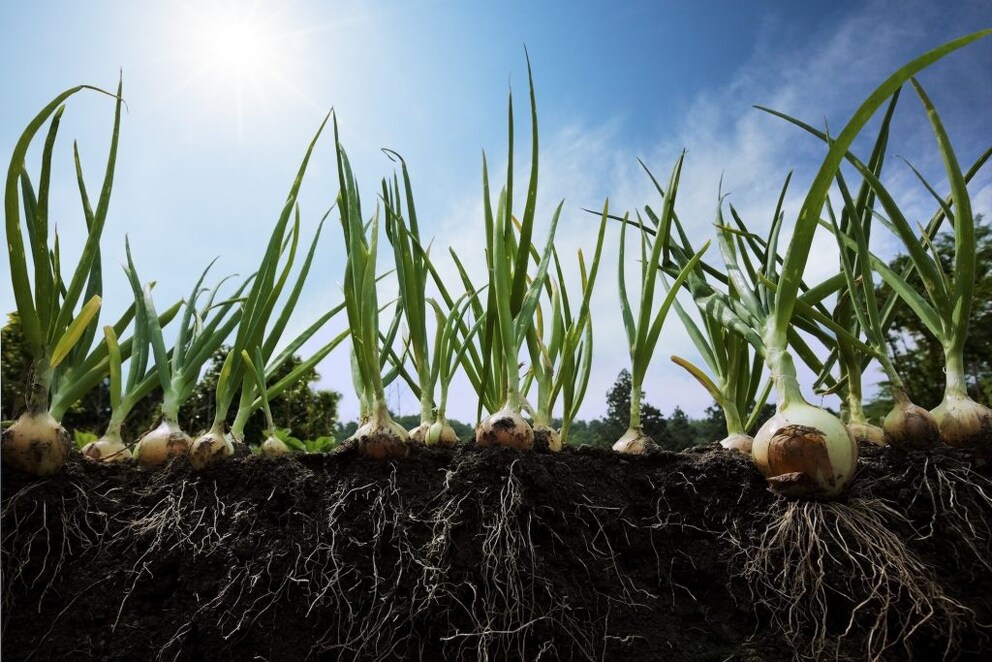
[2,442,991,661]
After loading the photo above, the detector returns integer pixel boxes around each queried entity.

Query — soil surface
[2,440,991,661]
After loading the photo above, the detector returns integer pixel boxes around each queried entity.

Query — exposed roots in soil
[418,458,639,661]
[307,465,421,662]
[1,480,115,634]
[907,458,992,576]
[112,475,262,660]
[739,497,974,661]
[3,446,990,661]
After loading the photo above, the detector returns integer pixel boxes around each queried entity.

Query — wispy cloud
[358,0,992,427]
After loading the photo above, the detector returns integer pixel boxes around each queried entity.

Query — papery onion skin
[752,404,857,498]
[533,423,562,452]
[189,429,234,470]
[81,437,132,462]
[932,394,992,448]
[848,422,886,447]
[1,411,71,475]
[260,436,290,456]
[408,423,430,444]
[135,420,191,469]
[352,419,410,460]
[424,421,459,448]
[720,433,754,454]
[883,400,940,449]
[476,406,534,450]
[613,427,654,455]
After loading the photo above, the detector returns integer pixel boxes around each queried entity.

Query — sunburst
[147,1,324,139]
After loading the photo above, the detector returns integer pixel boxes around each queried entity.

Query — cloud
[336,0,991,429]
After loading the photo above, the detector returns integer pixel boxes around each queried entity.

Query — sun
[155,2,321,138]
[190,6,273,80]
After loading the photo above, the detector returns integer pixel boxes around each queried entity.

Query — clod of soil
[2,442,991,661]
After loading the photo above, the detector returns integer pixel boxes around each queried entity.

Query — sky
[1,1,990,428]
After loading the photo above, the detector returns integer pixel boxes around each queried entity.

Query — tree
[694,400,776,442]
[663,406,698,451]
[870,216,992,411]
[695,403,727,444]
[2,313,32,422]
[599,369,668,446]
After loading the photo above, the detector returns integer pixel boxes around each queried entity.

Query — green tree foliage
[869,216,992,412]
[664,406,699,451]
[695,403,728,444]
[2,313,32,422]
[181,347,342,442]
[694,401,776,442]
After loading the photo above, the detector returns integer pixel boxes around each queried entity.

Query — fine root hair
[907,458,992,576]
[738,496,974,661]
[1,480,115,634]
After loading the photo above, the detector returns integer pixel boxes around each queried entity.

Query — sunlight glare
[158,2,324,139]
[191,7,272,79]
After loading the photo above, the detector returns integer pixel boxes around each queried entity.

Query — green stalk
[474,55,565,450]
[614,153,711,454]
[767,30,991,352]
[132,262,246,468]
[2,79,122,475]
[334,117,409,459]
[783,73,990,448]
[190,115,329,469]
[382,151,437,438]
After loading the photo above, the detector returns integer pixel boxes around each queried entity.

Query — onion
[81,436,132,462]
[352,417,410,459]
[752,403,857,498]
[1,411,71,475]
[135,419,191,468]
[476,406,534,450]
[533,423,562,452]
[932,393,992,448]
[424,420,459,448]
[613,427,654,454]
[189,428,235,470]
[847,422,886,447]
[260,436,290,456]
[720,433,754,453]
[883,399,939,448]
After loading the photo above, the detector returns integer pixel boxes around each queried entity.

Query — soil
[2,439,991,661]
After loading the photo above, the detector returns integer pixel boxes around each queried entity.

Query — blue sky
[2,1,990,426]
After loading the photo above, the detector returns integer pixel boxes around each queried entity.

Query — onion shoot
[2,80,122,475]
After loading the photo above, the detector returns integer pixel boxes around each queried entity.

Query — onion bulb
[189,428,234,470]
[932,393,992,448]
[720,433,753,453]
[81,436,132,462]
[613,427,654,454]
[422,420,459,448]
[1,411,71,475]
[883,399,939,448]
[352,417,410,459]
[135,419,191,468]
[847,422,886,447]
[533,423,562,452]
[751,402,857,498]
[260,436,290,456]
[476,406,534,450]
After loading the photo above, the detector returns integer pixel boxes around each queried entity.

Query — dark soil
[2,440,991,661]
